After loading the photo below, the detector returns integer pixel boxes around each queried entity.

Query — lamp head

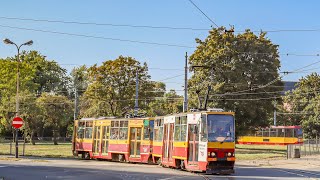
[23,40,33,46]
[3,38,14,45]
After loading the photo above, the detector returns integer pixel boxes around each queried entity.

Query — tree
[21,51,69,96]
[20,92,44,145]
[36,93,73,145]
[283,73,320,138]
[148,89,183,116]
[0,55,36,137]
[188,27,283,135]
[70,65,89,120]
[80,56,156,117]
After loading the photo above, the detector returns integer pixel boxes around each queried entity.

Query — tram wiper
[220,132,230,144]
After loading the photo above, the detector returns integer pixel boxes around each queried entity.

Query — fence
[287,139,320,158]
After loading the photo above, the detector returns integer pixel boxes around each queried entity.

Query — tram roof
[154,111,234,118]
[77,117,153,121]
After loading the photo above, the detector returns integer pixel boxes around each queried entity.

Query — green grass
[0,142,74,158]
[236,144,287,160]
[0,142,289,160]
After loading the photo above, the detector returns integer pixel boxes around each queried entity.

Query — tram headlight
[210,152,216,157]
[227,152,233,157]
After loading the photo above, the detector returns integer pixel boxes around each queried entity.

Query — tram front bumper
[206,160,235,175]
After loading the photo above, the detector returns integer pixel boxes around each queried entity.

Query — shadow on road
[0,158,319,180]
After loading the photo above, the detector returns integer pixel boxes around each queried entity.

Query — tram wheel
[148,156,154,164]
[84,152,90,160]
[119,154,126,162]
[180,160,185,170]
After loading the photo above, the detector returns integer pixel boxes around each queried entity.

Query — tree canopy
[188,27,283,135]
[80,56,160,117]
[283,73,320,138]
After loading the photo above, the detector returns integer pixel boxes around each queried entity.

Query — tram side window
[159,118,164,140]
[150,120,154,140]
[174,117,181,141]
[262,130,270,137]
[153,119,159,141]
[143,120,154,140]
[120,120,128,140]
[143,120,151,140]
[111,120,118,139]
[174,116,187,141]
[256,131,262,137]
[154,118,164,141]
[77,121,85,139]
[295,128,303,138]
[278,129,285,137]
[269,129,277,137]
[285,129,294,137]
[200,115,207,141]
[111,120,128,140]
[84,121,93,139]
[78,128,84,139]
[180,116,187,141]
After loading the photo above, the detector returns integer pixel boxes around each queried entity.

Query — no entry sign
[12,116,23,129]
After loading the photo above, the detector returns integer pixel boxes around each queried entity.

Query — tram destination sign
[12,116,24,129]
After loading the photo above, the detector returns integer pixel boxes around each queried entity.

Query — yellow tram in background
[237,126,303,145]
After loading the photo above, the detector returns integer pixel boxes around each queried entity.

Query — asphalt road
[0,157,319,180]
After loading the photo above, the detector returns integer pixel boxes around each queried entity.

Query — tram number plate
[263,139,270,142]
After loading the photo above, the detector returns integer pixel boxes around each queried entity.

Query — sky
[0,0,319,94]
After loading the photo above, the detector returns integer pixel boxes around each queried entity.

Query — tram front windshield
[207,115,235,142]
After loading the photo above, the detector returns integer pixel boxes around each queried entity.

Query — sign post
[12,116,23,158]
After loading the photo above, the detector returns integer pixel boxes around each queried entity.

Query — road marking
[277,168,320,179]
[277,169,305,177]
[292,169,320,177]
[159,176,188,180]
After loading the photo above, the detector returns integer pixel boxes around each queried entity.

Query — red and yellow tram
[154,109,236,174]
[72,117,154,163]
[72,108,236,174]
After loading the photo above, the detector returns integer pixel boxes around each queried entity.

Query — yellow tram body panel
[237,136,303,145]
[208,142,235,149]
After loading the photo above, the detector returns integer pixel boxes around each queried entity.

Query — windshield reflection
[207,115,234,142]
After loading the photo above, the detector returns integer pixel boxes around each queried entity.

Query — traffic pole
[15,47,20,159]
[183,52,188,112]
[15,128,18,158]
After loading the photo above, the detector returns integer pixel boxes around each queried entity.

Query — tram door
[93,125,101,155]
[163,123,174,162]
[130,127,142,157]
[163,124,169,158]
[188,124,199,164]
[101,126,110,154]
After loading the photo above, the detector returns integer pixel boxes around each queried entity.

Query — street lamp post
[3,38,33,158]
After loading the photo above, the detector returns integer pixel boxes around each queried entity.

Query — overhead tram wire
[0,16,210,31]
[1,23,320,55]
[2,16,320,33]
[0,24,194,49]
[210,59,320,96]
[188,0,219,28]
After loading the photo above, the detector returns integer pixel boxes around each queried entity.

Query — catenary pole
[183,52,188,112]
